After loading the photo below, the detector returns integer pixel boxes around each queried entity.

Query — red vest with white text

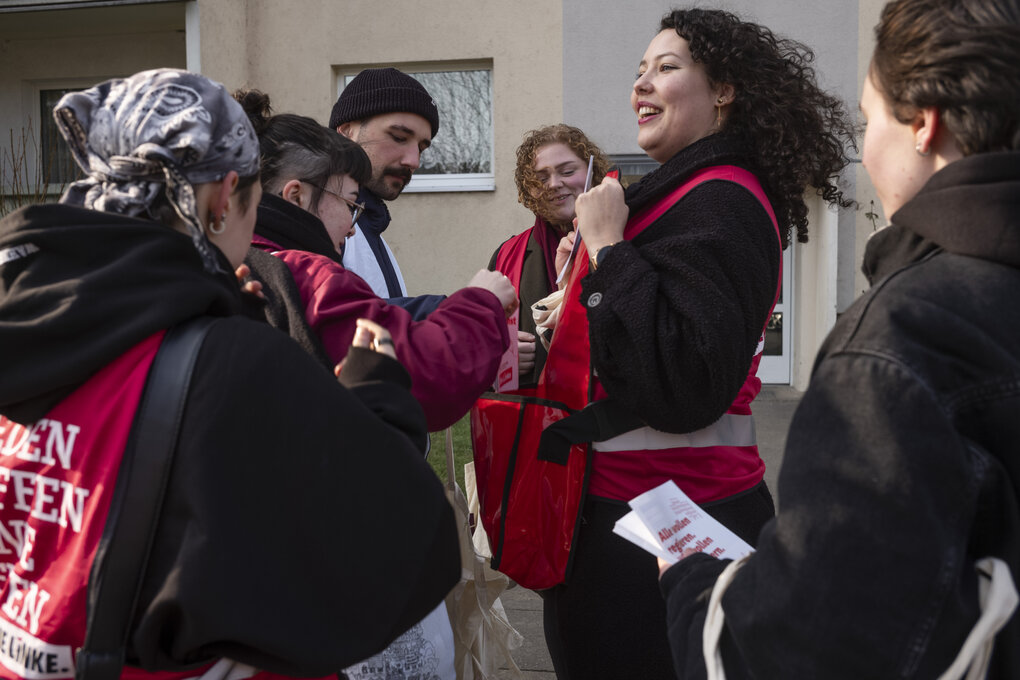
[0,333,318,680]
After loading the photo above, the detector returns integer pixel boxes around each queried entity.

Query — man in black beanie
[329,68,442,313]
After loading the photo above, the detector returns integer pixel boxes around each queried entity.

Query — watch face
[595,244,615,267]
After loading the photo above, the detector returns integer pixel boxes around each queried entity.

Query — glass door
[757,245,792,383]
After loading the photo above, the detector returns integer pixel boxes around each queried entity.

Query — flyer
[613,480,754,564]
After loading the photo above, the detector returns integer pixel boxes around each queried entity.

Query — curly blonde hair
[515,124,611,225]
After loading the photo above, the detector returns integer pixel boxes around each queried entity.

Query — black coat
[0,204,458,675]
[661,150,1020,679]
[580,134,781,433]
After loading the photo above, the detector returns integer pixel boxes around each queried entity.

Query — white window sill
[404,173,494,193]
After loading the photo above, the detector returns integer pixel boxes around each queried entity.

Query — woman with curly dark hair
[661,0,1020,677]
[533,8,854,679]
[485,124,610,386]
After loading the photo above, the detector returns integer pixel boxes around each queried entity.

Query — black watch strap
[591,243,617,271]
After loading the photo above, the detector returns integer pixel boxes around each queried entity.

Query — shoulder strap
[626,165,778,240]
[75,316,217,680]
[537,166,781,461]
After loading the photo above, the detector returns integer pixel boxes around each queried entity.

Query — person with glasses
[238,89,518,680]
[237,90,517,433]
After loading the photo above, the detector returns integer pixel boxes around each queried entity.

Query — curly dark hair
[661,8,856,247]
[871,0,1020,156]
[233,89,371,214]
[514,124,611,227]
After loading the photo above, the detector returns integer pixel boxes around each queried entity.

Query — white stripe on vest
[592,413,757,452]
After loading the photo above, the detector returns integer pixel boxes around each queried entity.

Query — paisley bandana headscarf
[53,68,260,272]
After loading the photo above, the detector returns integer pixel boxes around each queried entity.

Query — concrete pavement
[493,384,803,679]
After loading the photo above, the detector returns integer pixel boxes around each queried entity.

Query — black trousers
[540,482,775,680]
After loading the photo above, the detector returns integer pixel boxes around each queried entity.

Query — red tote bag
[470,391,588,590]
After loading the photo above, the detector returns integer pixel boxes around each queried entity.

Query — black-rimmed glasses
[302,180,366,224]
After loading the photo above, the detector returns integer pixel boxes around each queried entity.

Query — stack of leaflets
[613,480,754,564]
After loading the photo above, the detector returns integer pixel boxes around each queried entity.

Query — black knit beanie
[329,68,440,137]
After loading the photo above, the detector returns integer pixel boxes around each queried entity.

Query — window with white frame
[610,153,659,188]
[336,62,494,192]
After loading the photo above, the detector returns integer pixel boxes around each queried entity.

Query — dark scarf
[254,193,343,265]
[624,134,748,214]
[862,150,1020,285]
[892,150,1020,267]
[354,187,404,297]
[529,216,568,293]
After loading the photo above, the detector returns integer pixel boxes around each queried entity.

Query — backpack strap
[76,316,217,680]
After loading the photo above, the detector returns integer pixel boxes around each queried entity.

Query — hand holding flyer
[613,480,754,564]
[555,155,595,285]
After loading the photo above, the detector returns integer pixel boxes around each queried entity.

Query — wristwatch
[590,243,617,271]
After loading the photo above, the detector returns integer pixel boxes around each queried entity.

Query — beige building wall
[195,0,565,296]
[1,0,902,387]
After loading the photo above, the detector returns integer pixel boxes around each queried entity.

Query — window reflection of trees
[409,70,492,175]
[41,89,82,184]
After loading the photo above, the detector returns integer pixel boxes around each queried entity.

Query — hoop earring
[915,143,931,157]
[208,213,226,235]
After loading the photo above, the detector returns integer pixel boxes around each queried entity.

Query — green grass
[427,415,473,489]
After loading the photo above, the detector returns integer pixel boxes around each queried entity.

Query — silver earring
[915,143,930,157]
[208,213,226,235]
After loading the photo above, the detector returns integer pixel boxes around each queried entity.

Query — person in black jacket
[0,68,458,678]
[659,1,1020,677]
[538,9,856,679]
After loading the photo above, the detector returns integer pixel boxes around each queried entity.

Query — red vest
[507,166,782,504]
[0,334,317,680]
[493,228,532,292]
[0,333,163,679]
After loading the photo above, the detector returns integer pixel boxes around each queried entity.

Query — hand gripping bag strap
[76,316,217,680]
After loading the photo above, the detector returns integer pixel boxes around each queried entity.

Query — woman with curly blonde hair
[487,124,610,385]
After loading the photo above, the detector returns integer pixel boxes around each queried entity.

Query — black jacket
[580,134,781,433]
[0,204,459,675]
[661,150,1020,679]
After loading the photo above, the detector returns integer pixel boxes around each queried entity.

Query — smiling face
[340,112,432,201]
[631,29,726,164]
[531,143,589,226]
